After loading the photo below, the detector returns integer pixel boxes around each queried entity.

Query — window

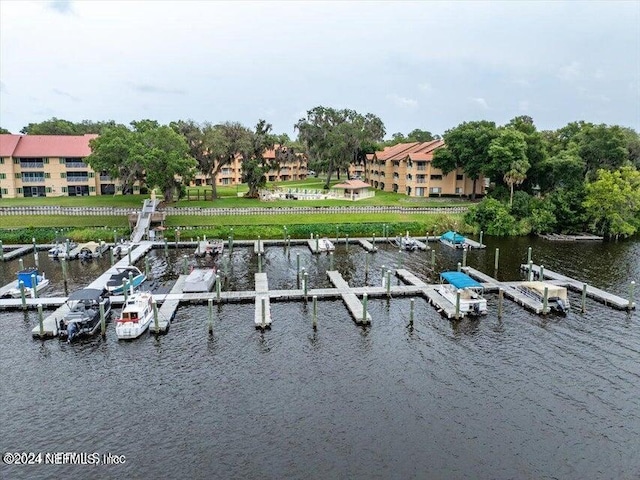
[429,187,441,194]
[417,175,425,184]
[17,187,23,194]
[45,172,51,179]
[60,158,66,164]
[1,188,7,195]
[13,158,20,164]
[14,173,21,179]
[456,174,464,181]
[67,172,88,182]
[0,173,5,180]
[19,158,44,168]
[89,186,96,193]
[43,158,49,164]
[46,187,52,194]
[22,172,45,183]
[415,187,425,197]
[455,187,463,194]
[430,174,443,180]
[62,187,68,193]
[0,158,4,164]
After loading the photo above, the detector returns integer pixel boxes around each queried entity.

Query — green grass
[0,194,147,208]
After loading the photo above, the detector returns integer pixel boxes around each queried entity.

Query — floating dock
[254,273,272,329]
[1,245,33,261]
[358,239,378,252]
[254,240,265,255]
[152,275,187,334]
[327,270,371,325]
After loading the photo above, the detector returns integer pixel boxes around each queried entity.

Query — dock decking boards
[254,272,272,328]
[327,270,371,325]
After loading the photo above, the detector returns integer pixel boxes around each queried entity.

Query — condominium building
[363,140,485,197]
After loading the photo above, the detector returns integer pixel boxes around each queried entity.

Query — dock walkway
[254,273,272,328]
[327,270,371,325]
[358,239,378,252]
[152,275,187,333]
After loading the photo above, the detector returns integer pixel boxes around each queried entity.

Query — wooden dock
[151,275,186,334]
[327,270,371,325]
[358,239,378,252]
[539,233,603,241]
[422,287,460,319]
[395,269,427,287]
[254,273,272,328]
[1,245,33,261]
[414,239,429,251]
[522,264,635,310]
[254,240,265,254]
[306,239,320,254]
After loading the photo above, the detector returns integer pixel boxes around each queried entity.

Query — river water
[1,236,638,480]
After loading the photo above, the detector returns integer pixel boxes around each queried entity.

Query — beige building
[363,140,485,197]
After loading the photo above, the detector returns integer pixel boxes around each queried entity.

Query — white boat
[438,271,488,316]
[113,240,136,257]
[68,241,107,260]
[4,268,51,299]
[115,291,154,340]
[440,231,466,249]
[48,242,77,259]
[317,238,335,252]
[194,239,224,257]
[58,288,112,342]
[394,234,418,251]
[183,268,217,293]
[517,281,570,314]
[105,265,147,295]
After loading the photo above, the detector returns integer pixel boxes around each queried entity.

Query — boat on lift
[517,281,570,314]
[440,231,466,249]
[394,233,418,251]
[48,241,77,259]
[58,288,112,342]
[115,290,154,340]
[113,239,136,257]
[4,268,50,298]
[105,265,147,295]
[317,237,335,252]
[437,271,488,316]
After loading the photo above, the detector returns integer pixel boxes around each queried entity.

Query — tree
[0,127,11,134]
[578,124,628,180]
[87,120,196,201]
[20,117,117,135]
[488,128,530,206]
[583,166,640,237]
[432,120,498,199]
[295,106,385,189]
[242,120,277,198]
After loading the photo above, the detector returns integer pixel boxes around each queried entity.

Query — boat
[105,265,147,295]
[113,240,136,257]
[115,291,154,339]
[4,268,50,298]
[394,234,418,251]
[183,268,216,293]
[517,281,570,314]
[195,239,224,257]
[58,288,112,342]
[68,241,107,260]
[438,271,488,316]
[48,241,77,259]
[440,231,466,249]
[317,238,335,252]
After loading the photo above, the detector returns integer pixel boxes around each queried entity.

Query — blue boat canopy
[17,268,40,288]
[440,271,483,289]
[440,231,466,244]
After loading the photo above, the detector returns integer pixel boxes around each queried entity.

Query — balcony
[100,175,112,181]
[19,161,44,169]
[66,162,88,169]
[22,175,45,183]
[67,175,89,183]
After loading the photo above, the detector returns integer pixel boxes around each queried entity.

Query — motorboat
[58,288,112,342]
[68,241,107,260]
[394,234,418,251]
[113,240,136,257]
[48,241,77,259]
[183,268,216,293]
[194,239,224,257]
[4,268,50,298]
[105,265,147,295]
[317,237,335,252]
[440,231,466,249]
[438,271,488,316]
[517,281,570,314]
[115,291,154,339]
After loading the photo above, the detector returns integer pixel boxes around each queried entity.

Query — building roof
[332,179,371,190]
[0,134,97,157]
[374,139,444,162]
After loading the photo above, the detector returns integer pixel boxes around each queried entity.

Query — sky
[1,0,639,138]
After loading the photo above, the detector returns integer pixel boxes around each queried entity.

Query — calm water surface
[1,236,639,479]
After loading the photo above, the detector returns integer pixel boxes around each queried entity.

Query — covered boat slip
[519,281,568,301]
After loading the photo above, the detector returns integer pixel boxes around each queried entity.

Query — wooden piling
[38,304,44,337]
[409,298,414,326]
[145,256,150,278]
[542,286,549,314]
[110,247,114,266]
[296,253,300,277]
[303,272,309,298]
[398,249,403,269]
[494,248,500,272]
[455,290,461,319]
[152,299,159,333]
[630,281,636,310]
[208,298,213,334]
[386,270,391,297]
[100,300,106,336]
[462,248,467,267]
[457,262,461,273]
[581,283,587,312]
[20,281,26,310]
[258,253,262,273]
[498,288,503,319]
[431,250,435,268]
[362,293,368,325]
[329,252,334,270]
[527,246,532,265]
[32,237,37,254]
[183,255,188,275]
[539,265,544,280]
[164,238,168,256]
[19,258,24,271]
[479,230,483,246]
[216,274,221,302]
[31,273,37,299]
[312,295,318,330]
[261,297,266,329]
[0,240,3,261]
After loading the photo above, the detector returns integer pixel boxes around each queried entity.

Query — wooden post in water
[32,237,37,254]
[431,250,435,268]
[629,281,636,310]
[542,286,549,314]
[527,246,532,265]
[462,248,467,268]
[362,293,368,325]
[528,260,534,281]
[175,229,180,249]
[216,274,221,302]
[19,258,24,271]
[409,298,414,326]
[128,272,134,291]
[581,283,587,312]
[183,255,188,275]
[208,298,213,334]
[145,256,150,279]
[38,304,44,336]
[296,253,301,277]
[152,299,159,333]
[303,272,309,299]
[61,258,68,294]
[65,239,70,257]
[498,288,504,319]
[455,290,461,320]
[345,234,349,250]
[113,229,118,245]
[164,238,168,256]
[365,253,369,278]
[31,273,38,299]
[539,265,544,280]
[494,248,500,272]
[457,262,461,273]
[196,236,201,256]
[386,270,391,298]
[20,281,26,310]
[110,247,114,266]
[398,249,403,269]
[34,250,39,268]
[329,252,334,270]
[283,226,288,242]
[123,280,128,303]
[479,230,483,246]
[258,235,261,254]
[258,253,262,273]
[261,297,266,329]
[312,295,318,330]
[0,240,3,261]
[100,300,106,336]
[372,233,376,249]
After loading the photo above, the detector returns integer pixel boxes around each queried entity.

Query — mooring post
[258,235,262,254]
[479,230,484,246]
[581,283,587,312]
[630,281,636,310]
[372,233,376,249]
[65,239,70,257]
[312,295,318,330]
[381,265,386,281]
[258,253,262,273]
[455,289,461,320]
[335,226,339,244]
[34,250,39,268]
[100,300,106,336]
[431,249,435,268]
[498,288,504,319]
[346,234,349,250]
[216,274,221,302]
[113,229,118,245]
[208,298,214,334]
[528,260,534,281]
[0,240,3,261]
[386,270,391,297]
[539,265,544,280]
[494,248,500,272]
[296,253,301,277]
[20,281,26,310]
[303,272,309,299]
[19,258,24,271]
[164,238,168,256]
[365,253,369,277]
[196,236,201,256]
[457,262,461,273]
[145,256,150,278]
[183,255,188,275]
[32,237,37,254]
[128,272,134,291]
[175,229,180,249]
[462,248,467,268]
[152,299,158,333]
[31,273,38,299]
[362,293,368,325]
[261,297,266,329]
[283,226,287,242]
[224,256,229,278]
[228,235,233,254]
[110,247,114,266]
[315,234,319,253]
[287,235,291,250]
[409,298,414,326]
[61,258,68,293]
[38,304,44,337]
[527,246,532,265]
[543,286,549,314]
[398,249,403,269]
[128,248,132,266]
[329,251,334,270]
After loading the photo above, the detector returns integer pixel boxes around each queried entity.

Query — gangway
[130,199,160,242]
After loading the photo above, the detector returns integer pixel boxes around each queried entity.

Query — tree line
[2,112,639,238]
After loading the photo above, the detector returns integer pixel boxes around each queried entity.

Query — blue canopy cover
[440,271,483,289]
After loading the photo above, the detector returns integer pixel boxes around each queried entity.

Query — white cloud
[557,61,581,81]
[418,82,433,94]
[387,94,419,109]
[471,97,489,109]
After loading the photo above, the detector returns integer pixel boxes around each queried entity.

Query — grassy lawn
[0,194,147,208]
[0,215,128,228]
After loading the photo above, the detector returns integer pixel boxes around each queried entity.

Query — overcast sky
[1,0,639,138]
